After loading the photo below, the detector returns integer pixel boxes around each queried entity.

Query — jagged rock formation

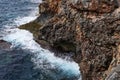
[21,0,120,80]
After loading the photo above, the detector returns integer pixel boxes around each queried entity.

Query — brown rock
[37,0,120,80]
[22,0,120,80]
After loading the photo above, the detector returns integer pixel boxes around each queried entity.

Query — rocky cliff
[20,0,120,80]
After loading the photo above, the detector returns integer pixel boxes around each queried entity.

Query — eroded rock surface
[21,0,120,80]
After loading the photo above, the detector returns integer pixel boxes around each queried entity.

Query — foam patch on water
[3,4,39,29]
[14,7,39,27]
[3,29,81,79]
[14,16,37,26]
[30,0,42,3]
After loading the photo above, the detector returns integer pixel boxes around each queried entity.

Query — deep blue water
[0,0,39,28]
[0,0,81,80]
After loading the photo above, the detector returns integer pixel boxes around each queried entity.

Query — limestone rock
[37,0,120,80]
[21,0,120,80]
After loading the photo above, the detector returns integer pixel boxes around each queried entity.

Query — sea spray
[3,28,81,80]
[1,0,40,29]
[1,0,81,79]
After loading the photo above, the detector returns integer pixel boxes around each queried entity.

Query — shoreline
[19,0,120,80]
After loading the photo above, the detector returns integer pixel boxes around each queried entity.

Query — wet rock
[19,21,41,39]
[0,40,11,50]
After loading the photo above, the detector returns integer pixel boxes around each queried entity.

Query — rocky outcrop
[21,0,120,80]
[0,40,11,50]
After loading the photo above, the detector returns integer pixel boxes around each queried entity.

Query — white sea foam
[3,29,81,79]
[14,16,37,26]
[14,7,39,27]
[30,0,42,3]
[4,3,39,29]
[2,0,81,79]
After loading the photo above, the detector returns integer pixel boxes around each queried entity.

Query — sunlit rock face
[21,0,120,80]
